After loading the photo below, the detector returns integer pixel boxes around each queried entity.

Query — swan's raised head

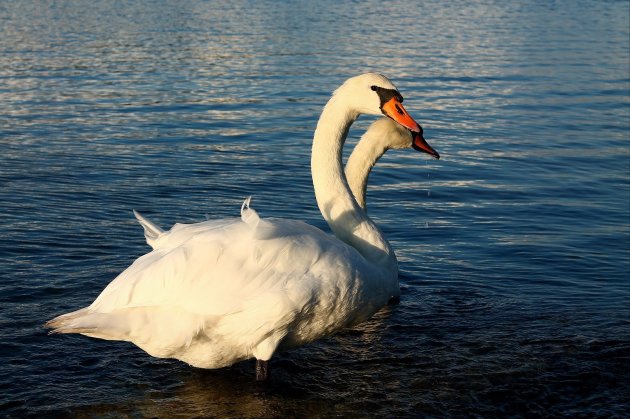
[334,73,421,133]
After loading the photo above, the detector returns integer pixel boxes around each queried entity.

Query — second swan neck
[345,136,385,210]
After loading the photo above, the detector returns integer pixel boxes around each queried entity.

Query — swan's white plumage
[50,206,387,368]
[47,73,420,372]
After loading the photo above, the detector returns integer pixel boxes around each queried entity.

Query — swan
[46,73,439,381]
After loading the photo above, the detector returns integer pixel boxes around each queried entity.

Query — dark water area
[1,0,629,417]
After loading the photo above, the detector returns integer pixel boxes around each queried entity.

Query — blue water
[1,0,629,416]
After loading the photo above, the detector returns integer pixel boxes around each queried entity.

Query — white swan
[46,73,439,381]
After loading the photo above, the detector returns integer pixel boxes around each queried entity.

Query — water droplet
[426,164,432,197]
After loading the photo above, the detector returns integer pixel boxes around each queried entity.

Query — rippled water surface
[1,0,629,417]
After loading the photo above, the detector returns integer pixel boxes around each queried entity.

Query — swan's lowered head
[359,117,440,159]
[346,117,440,209]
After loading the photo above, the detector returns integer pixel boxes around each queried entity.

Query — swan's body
[46,74,438,379]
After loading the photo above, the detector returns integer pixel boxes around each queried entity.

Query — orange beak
[381,97,421,133]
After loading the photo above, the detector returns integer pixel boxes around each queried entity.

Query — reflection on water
[1,0,629,417]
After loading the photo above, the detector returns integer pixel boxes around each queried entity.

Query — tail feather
[45,307,210,356]
[133,210,164,249]
[45,308,92,334]
[45,308,128,340]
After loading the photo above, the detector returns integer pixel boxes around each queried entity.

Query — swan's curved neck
[311,96,396,273]
[345,137,386,210]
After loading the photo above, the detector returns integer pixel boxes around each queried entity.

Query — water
[1,0,628,416]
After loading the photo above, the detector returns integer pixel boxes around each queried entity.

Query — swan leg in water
[255,359,269,382]
[45,74,439,381]
[387,295,401,305]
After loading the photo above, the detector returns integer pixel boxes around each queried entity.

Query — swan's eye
[370,85,377,91]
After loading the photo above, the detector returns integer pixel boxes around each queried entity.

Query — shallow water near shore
[1,0,629,416]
